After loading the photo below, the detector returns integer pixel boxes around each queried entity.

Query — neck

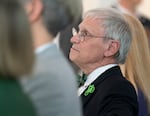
[31,20,54,49]
[78,58,116,75]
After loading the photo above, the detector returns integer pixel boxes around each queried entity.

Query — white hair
[83,8,132,64]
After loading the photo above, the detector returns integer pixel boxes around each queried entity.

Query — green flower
[84,84,95,96]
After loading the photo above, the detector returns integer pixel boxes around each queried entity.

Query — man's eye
[81,31,88,36]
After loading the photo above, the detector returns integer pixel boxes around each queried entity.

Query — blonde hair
[121,14,150,102]
[0,1,34,77]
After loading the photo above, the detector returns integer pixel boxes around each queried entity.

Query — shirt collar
[35,42,54,54]
[84,64,118,87]
[52,32,60,49]
[35,33,60,54]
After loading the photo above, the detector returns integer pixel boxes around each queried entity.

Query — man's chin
[69,54,75,62]
[69,54,78,63]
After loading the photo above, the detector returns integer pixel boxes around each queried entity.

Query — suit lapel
[81,66,122,107]
[81,80,103,107]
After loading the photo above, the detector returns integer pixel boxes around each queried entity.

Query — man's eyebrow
[78,23,94,36]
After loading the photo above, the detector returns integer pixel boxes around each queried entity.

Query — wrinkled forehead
[80,17,100,28]
[79,16,105,35]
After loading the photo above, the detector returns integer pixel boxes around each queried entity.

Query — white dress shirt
[78,64,117,96]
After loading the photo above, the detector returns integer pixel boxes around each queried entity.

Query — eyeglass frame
[72,27,120,57]
[72,27,114,42]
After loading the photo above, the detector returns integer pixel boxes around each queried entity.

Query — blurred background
[82,0,150,18]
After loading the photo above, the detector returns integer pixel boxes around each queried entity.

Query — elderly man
[19,0,82,116]
[69,8,138,116]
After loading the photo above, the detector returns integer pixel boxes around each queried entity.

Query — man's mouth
[71,47,79,52]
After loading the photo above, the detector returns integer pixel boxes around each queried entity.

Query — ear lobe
[104,40,120,57]
[26,0,43,23]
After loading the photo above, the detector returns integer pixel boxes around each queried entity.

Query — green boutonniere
[84,84,95,96]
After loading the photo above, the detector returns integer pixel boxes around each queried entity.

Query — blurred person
[119,0,142,15]
[19,0,82,116]
[120,14,150,116]
[0,0,36,116]
[59,12,82,74]
[139,15,150,47]
[118,0,150,38]
[69,8,138,116]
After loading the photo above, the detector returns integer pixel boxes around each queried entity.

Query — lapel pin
[84,84,95,96]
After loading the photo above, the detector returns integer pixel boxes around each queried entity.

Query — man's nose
[70,35,80,44]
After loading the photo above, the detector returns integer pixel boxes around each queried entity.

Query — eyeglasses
[72,27,113,42]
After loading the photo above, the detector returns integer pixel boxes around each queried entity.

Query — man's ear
[25,0,43,23]
[104,40,120,57]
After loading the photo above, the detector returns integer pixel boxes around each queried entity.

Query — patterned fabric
[78,73,87,87]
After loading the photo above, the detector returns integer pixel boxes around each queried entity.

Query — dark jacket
[81,66,138,116]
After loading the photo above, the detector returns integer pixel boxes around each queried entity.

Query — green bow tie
[78,73,87,87]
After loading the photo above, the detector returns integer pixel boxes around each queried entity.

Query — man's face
[69,17,109,66]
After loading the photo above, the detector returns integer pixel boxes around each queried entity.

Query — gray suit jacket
[20,43,82,116]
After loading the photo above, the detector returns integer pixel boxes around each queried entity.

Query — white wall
[138,0,150,18]
[82,0,119,14]
[82,0,150,18]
